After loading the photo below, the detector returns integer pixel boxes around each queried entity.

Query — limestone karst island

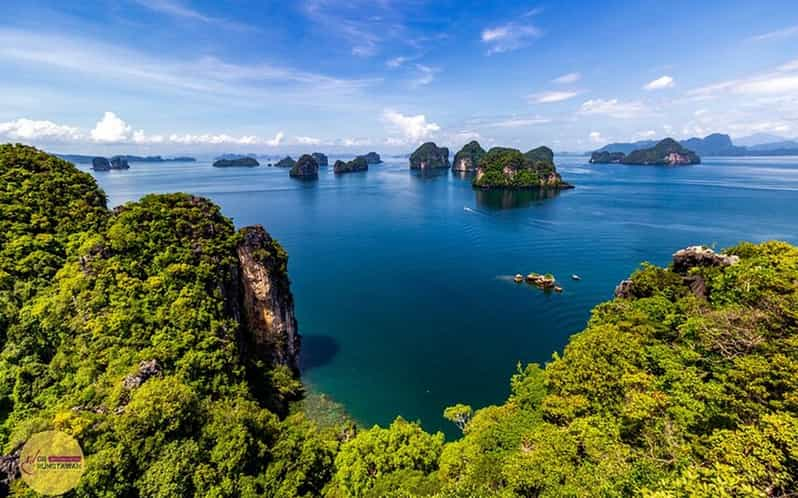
[2,1,798,497]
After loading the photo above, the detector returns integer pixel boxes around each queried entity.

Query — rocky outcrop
[92,157,111,171]
[274,156,296,168]
[672,246,740,274]
[213,157,260,167]
[473,146,573,190]
[410,142,449,169]
[360,152,382,164]
[452,141,486,171]
[615,246,740,300]
[334,156,368,174]
[289,154,319,179]
[110,156,131,169]
[236,226,300,372]
[0,447,20,494]
[122,359,162,390]
[312,152,329,167]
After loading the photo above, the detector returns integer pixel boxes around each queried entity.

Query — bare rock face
[614,279,635,298]
[237,225,300,372]
[0,447,21,493]
[672,246,740,274]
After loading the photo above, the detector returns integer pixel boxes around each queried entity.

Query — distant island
[592,133,798,157]
[289,154,319,179]
[452,141,486,172]
[311,152,328,167]
[360,152,382,164]
[473,146,573,189]
[591,138,700,165]
[334,156,368,174]
[91,156,131,171]
[59,153,195,164]
[274,156,296,168]
[410,142,450,169]
[213,157,260,167]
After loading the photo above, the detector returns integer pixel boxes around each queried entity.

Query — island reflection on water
[475,188,562,210]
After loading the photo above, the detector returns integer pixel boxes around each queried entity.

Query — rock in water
[289,154,319,179]
[360,152,382,164]
[312,152,329,167]
[110,156,130,169]
[592,138,701,165]
[410,142,450,169]
[452,140,486,171]
[473,146,572,189]
[213,157,260,167]
[236,225,300,371]
[589,151,626,164]
[92,157,111,171]
[274,156,296,168]
[334,156,369,174]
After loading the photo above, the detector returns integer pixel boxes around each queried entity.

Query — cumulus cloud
[552,72,581,84]
[0,118,82,142]
[643,75,674,91]
[580,99,646,119]
[481,23,542,55]
[386,56,409,68]
[589,131,604,144]
[483,117,550,128]
[382,109,440,142]
[91,112,133,143]
[528,90,581,103]
[410,64,440,88]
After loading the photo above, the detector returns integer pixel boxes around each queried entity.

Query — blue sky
[1,0,797,155]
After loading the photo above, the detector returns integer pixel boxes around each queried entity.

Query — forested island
[591,138,701,165]
[59,153,196,164]
[334,156,369,174]
[1,144,797,497]
[474,146,573,189]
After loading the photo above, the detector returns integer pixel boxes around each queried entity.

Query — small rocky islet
[289,154,319,179]
[311,152,328,167]
[274,156,296,168]
[590,138,701,165]
[452,140,486,172]
[513,272,563,293]
[91,156,131,171]
[409,142,450,169]
[473,145,573,190]
[334,156,368,174]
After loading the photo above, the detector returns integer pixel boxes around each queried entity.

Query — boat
[571,274,581,281]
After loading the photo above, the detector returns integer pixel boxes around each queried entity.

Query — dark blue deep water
[83,155,798,436]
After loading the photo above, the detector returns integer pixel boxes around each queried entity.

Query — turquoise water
[83,155,798,436]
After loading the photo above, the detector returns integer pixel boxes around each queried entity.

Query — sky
[2,0,798,155]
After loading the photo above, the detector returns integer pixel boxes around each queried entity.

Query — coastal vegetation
[452,141,486,172]
[2,145,797,497]
[333,157,368,174]
[290,154,320,179]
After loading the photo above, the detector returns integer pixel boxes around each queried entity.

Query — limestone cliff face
[236,225,300,372]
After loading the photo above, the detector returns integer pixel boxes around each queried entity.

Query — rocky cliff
[473,146,572,189]
[274,156,296,168]
[236,225,300,372]
[410,142,449,169]
[334,156,369,174]
[452,140,485,171]
[312,152,329,167]
[360,152,382,164]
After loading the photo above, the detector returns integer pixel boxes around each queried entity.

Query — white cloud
[633,130,657,140]
[552,72,581,84]
[0,118,82,142]
[589,131,604,144]
[750,25,798,41]
[481,23,542,55]
[528,90,581,103]
[779,59,798,72]
[295,135,321,145]
[133,0,252,30]
[410,64,440,88]
[643,75,674,91]
[90,112,133,143]
[265,131,284,146]
[382,109,440,142]
[386,56,409,68]
[580,99,646,119]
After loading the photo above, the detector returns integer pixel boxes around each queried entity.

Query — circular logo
[19,431,84,495]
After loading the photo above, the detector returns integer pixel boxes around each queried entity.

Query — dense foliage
[452,141,486,171]
[2,145,796,497]
[623,138,701,165]
[333,157,368,174]
[473,146,569,189]
[409,142,450,169]
[213,157,260,167]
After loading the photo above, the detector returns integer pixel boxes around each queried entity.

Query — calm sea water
[81,155,798,436]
